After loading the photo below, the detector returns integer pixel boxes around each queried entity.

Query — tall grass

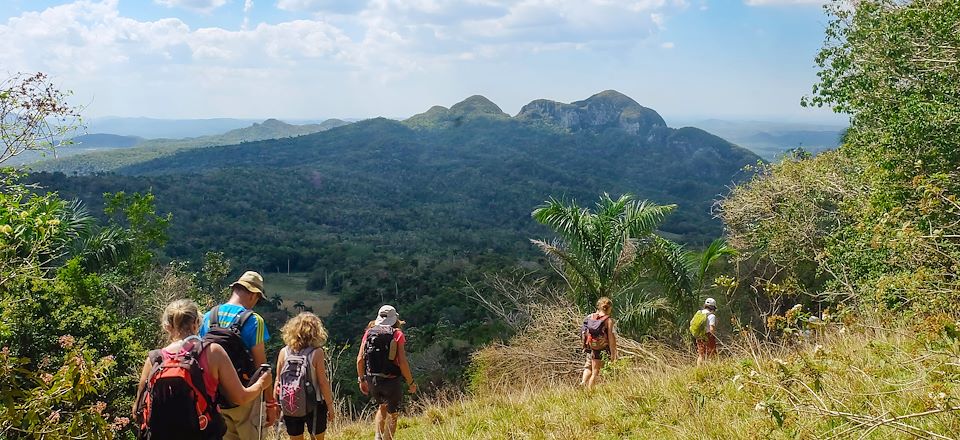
[331,316,960,439]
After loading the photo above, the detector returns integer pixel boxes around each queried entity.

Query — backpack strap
[231,309,256,332]
[209,305,222,328]
[184,340,217,416]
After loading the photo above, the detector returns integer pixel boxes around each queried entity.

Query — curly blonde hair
[281,312,328,351]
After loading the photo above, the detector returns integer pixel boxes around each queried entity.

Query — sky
[0,0,844,124]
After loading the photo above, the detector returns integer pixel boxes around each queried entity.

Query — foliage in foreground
[719,0,960,331]
[334,319,960,439]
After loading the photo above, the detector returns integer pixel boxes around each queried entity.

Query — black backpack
[202,305,256,407]
[136,340,225,440]
[364,325,401,377]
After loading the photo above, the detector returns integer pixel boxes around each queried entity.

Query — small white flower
[754,402,767,412]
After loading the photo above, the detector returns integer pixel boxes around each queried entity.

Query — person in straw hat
[199,271,279,439]
[356,305,417,440]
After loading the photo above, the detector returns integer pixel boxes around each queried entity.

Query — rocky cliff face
[515,90,666,136]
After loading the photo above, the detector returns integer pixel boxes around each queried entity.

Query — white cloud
[743,0,825,5]
[154,0,229,13]
[661,41,674,49]
[276,0,370,14]
[0,0,687,116]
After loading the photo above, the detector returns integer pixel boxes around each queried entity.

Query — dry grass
[328,316,960,439]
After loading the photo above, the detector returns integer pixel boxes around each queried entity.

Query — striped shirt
[199,303,269,349]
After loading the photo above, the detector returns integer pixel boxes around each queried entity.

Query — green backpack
[689,311,710,340]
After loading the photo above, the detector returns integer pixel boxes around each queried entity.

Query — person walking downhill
[133,299,272,440]
[275,312,335,440]
[199,271,279,440]
[357,305,417,440]
[580,297,617,389]
[690,297,718,366]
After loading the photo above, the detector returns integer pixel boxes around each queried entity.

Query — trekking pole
[255,363,271,440]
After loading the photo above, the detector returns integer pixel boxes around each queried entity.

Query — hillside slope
[32,118,350,173]
[335,326,960,439]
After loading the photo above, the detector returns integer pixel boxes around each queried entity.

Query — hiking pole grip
[247,363,272,387]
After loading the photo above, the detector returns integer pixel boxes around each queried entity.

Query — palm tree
[269,293,284,310]
[531,193,732,337]
[292,300,306,313]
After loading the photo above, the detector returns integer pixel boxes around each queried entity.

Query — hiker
[580,296,618,388]
[275,312,335,440]
[690,297,718,366]
[199,271,279,440]
[133,299,272,440]
[356,305,417,440]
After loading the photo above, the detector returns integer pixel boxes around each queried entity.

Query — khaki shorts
[220,399,263,440]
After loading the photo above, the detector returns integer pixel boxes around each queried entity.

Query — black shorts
[282,401,328,436]
[585,348,611,361]
[366,376,403,413]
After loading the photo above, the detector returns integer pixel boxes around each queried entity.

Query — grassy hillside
[333,322,960,439]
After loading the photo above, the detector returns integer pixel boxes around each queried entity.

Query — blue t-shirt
[199,303,270,349]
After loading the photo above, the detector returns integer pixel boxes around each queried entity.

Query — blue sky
[0,0,843,123]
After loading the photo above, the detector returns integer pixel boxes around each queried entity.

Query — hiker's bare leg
[581,366,591,386]
[375,404,387,438]
[379,405,399,440]
[586,359,603,388]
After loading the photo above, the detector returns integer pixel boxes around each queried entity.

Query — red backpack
[582,313,610,350]
[136,338,225,440]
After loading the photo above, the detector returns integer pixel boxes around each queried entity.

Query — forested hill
[30,90,758,345]
[32,117,350,173]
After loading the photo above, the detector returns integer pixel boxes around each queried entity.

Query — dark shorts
[366,376,403,413]
[585,347,610,360]
[282,401,328,436]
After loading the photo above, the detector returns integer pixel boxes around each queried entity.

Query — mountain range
[30,90,760,341]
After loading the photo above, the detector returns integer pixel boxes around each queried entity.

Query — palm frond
[694,238,737,289]
[530,239,601,304]
[612,288,671,338]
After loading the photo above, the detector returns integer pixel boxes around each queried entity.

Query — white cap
[375,305,399,327]
[704,298,717,308]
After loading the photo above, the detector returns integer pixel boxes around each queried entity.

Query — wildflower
[754,402,767,412]
[111,416,130,431]
[40,373,54,384]
[46,219,60,226]
[0,224,11,235]
[92,401,107,415]
[58,335,76,349]
[48,410,61,423]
